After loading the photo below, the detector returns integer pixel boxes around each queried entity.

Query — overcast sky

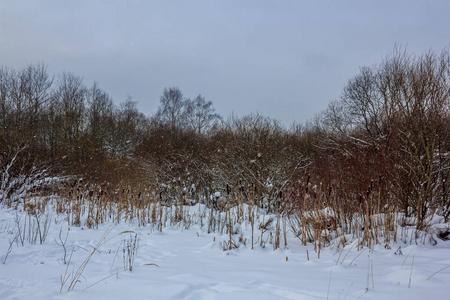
[1,1,449,126]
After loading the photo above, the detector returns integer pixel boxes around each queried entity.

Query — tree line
[1,47,449,224]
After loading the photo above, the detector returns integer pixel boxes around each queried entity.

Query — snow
[1,204,449,300]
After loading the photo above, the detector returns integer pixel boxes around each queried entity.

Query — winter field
[1,194,449,300]
[1,46,449,299]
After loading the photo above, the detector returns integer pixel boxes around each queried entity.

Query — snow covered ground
[1,205,449,300]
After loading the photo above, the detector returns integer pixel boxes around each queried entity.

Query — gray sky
[1,1,449,126]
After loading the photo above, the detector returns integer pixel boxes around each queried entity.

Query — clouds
[1,1,449,125]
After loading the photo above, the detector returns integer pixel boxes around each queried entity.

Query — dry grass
[1,175,442,260]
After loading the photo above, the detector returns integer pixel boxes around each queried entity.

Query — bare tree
[378,48,450,227]
[341,66,386,142]
[23,63,53,131]
[0,67,11,137]
[185,95,222,134]
[319,47,450,227]
[156,87,186,132]
[87,82,114,153]
[54,73,86,145]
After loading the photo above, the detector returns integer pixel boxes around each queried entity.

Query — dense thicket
[311,48,450,226]
[1,48,449,223]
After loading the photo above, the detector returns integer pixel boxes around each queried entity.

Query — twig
[83,271,124,291]
[336,246,345,265]
[427,265,450,280]
[2,233,19,264]
[55,226,69,264]
[143,263,159,267]
[60,247,74,293]
[401,250,412,269]
[343,282,353,300]
[348,248,366,267]
[408,254,415,288]
[340,242,355,264]
[327,268,332,300]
